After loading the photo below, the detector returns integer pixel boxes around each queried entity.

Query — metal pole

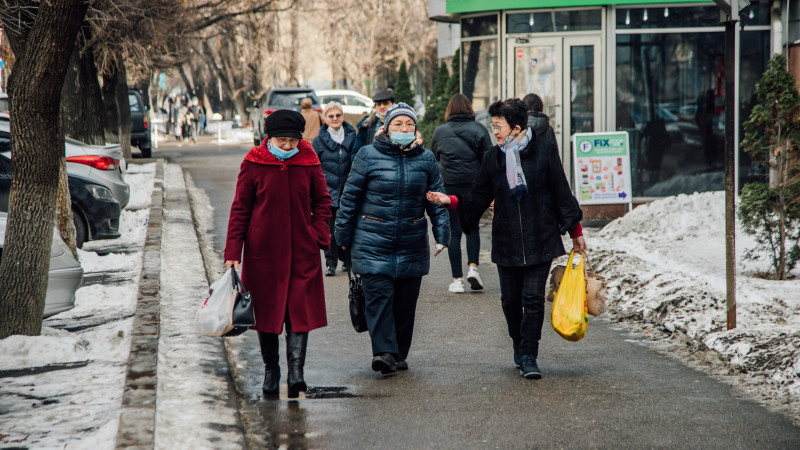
[724,1,738,330]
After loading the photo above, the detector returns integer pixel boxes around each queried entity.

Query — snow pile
[585,191,800,422]
[0,163,155,448]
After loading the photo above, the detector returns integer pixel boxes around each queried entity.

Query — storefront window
[617,6,719,29]
[507,10,601,34]
[616,29,769,197]
[462,39,499,113]
[461,15,498,38]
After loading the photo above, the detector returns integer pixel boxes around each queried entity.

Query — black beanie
[266,109,305,139]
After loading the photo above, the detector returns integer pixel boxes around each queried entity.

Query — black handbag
[225,267,256,337]
[345,252,368,333]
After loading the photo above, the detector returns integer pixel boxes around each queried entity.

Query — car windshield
[270,92,319,107]
[129,94,141,112]
[347,95,371,107]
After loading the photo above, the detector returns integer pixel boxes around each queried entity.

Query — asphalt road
[162,137,800,449]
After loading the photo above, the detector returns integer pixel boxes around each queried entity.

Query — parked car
[316,89,373,127]
[129,88,152,158]
[251,87,321,145]
[0,115,129,208]
[0,152,121,248]
[0,212,84,318]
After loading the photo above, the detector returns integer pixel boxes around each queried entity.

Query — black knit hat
[266,109,305,139]
[371,89,395,103]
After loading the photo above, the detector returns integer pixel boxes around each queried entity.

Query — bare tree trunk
[102,65,121,144]
[289,12,299,85]
[179,64,196,96]
[56,156,79,260]
[61,43,106,145]
[0,0,89,339]
[117,62,133,161]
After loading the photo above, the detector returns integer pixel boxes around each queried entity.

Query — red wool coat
[224,139,332,334]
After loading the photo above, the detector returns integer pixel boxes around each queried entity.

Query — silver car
[0,114,130,208]
[0,212,84,318]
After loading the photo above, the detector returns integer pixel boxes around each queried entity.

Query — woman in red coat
[225,109,332,398]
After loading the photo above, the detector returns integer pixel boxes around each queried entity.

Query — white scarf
[328,126,345,144]
[500,127,532,200]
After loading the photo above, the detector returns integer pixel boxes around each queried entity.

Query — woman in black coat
[431,94,493,294]
[336,103,450,376]
[312,101,357,276]
[427,98,586,380]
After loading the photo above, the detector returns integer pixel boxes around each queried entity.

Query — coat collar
[372,132,425,157]
[446,113,475,123]
[318,122,357,151]
[245,138,320,166]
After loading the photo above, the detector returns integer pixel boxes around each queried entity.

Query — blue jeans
[445,184,480,278]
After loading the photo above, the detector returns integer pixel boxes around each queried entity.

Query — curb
[115,161,164,448]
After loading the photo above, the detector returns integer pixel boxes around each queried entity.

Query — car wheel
[140,146,152,158]
[72,208,87,249]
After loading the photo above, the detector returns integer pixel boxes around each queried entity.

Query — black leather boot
[285,325,308,399]
[258,331,280,397]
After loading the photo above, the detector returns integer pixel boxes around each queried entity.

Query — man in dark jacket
[427,98,585,381]
[353,89,395,154]
[523,93,557,146]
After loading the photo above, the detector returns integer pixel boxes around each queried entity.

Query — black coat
[431,114,493,185]
[457,132,582,267]
[335,134,450,278]
[527,112,557,145]
[353,113,383,153]
[312,122,357,208]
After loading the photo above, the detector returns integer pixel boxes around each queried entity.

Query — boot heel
[287,379,307,398]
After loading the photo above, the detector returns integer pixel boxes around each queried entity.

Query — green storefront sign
[446,0,704,14]
[572,132,632,205]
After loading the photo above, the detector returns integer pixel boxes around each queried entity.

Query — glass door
[508,36,602,185]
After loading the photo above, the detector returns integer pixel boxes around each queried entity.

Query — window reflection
[616,30,769,197]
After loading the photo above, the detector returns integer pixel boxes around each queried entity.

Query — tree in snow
[740,54,800,280]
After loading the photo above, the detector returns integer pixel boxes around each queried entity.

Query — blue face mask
[269,141,299,160]
[390,131,416,147]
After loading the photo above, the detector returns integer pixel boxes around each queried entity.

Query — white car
[316,89,374,117]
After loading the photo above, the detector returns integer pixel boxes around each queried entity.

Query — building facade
[430,1,799,206]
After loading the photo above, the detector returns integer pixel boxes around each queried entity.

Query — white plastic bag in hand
[195,268,235,336]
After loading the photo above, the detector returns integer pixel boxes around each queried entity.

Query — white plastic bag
[195,268,235,336]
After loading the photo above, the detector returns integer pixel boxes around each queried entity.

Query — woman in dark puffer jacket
[431,94,493,294]
[312,101,357,276]
[336,103,450,376]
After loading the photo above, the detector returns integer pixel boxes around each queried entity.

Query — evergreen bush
[394,61,415,106]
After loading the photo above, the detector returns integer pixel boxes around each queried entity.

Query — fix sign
[572,131,632,206]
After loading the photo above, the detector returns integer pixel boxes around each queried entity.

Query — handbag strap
[230,266,244,292]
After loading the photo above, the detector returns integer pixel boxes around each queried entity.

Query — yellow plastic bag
[550,251,588,342]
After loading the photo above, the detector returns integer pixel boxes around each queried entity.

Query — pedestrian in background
[523,93,557,145]
[427,98,585,380]
[312,101,357,276]
[189,97,204,143]
[301,97,323,141]
[336,103,450,376]
[225,110,332,399]
[353,89,395,152]
[431,93,493,294]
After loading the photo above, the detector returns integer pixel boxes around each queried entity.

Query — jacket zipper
[518,200,527,265]
[394,154,406,277]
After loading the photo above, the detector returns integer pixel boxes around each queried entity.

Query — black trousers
[444,184,480,278]
[497,261,552,357]
[325,207,343,268]
[361,274,422,360]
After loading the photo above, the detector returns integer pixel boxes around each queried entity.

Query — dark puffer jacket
[527,111,557,144]
[353,113,383,153]
[431,114,493,185]
[458,133,582,267]
[335,134,450,278]
[312,122,357,208]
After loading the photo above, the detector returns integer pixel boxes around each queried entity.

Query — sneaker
[341,264,349,272]
[466,267,484,290]
[448,279,466,293]
[519,355,542,379]
[325,266,336,276]
[372,353,397,375]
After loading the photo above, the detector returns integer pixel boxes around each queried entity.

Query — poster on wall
[572,132,632,205]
